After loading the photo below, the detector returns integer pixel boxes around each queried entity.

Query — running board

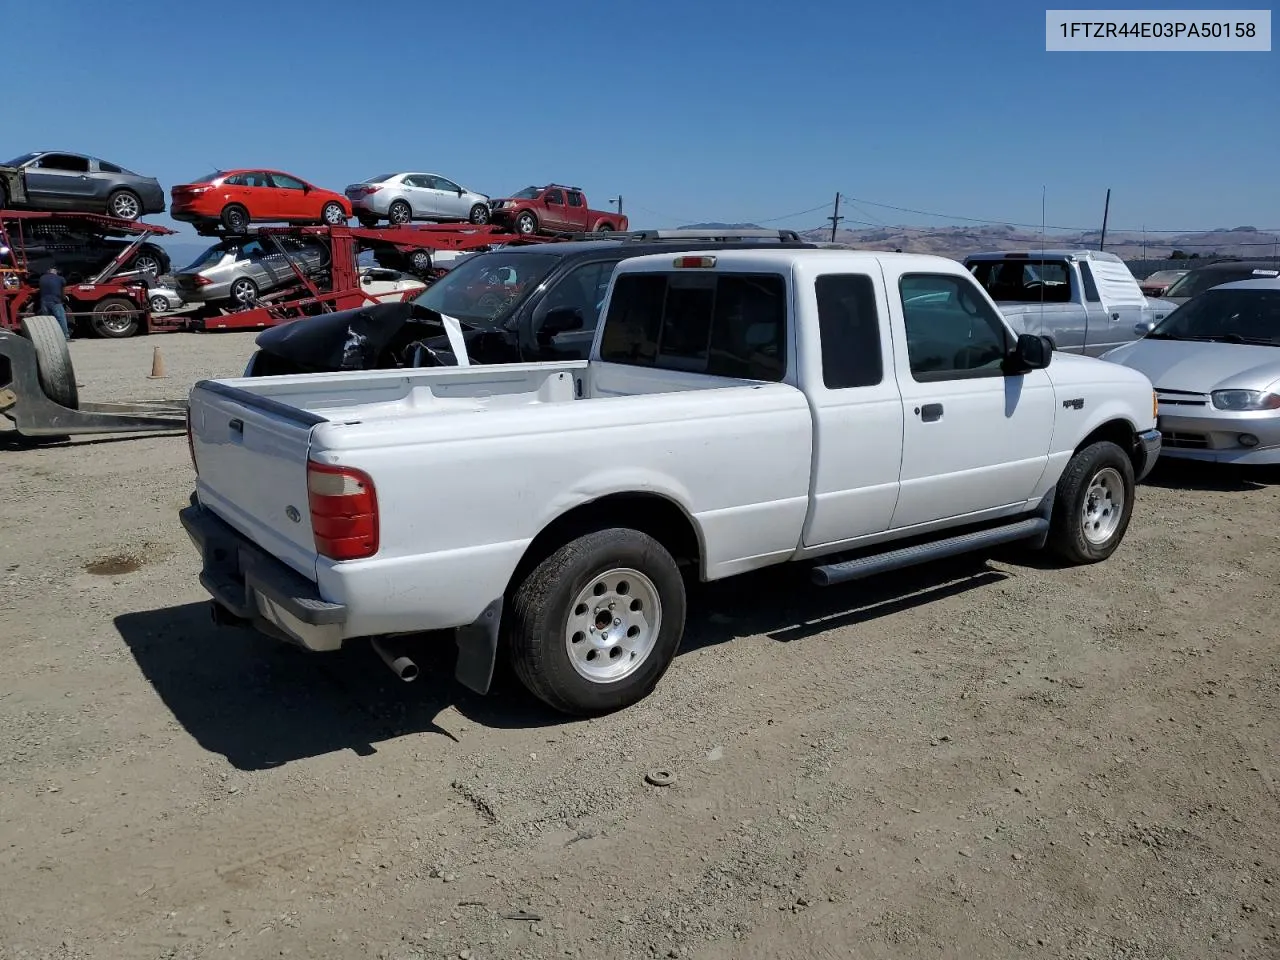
[811,517,1049,587]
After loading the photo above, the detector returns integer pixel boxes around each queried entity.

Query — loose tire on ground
[508,527,687,716]
[1047,440,1135,564]
[90,297,140,338]
[19,315,79,410]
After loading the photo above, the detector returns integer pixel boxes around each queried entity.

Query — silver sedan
[344,172,490,226]
[1102,278,1280,464]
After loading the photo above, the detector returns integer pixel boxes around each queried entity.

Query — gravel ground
[1,332,1277,960]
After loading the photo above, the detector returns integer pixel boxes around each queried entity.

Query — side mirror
[1134,321,1155,336]
[1006,332,1051,374]
[362,275,372,284]
[457,188,465,196]
[539,307,583,341]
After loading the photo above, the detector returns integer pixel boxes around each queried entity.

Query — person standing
[38,266,71,341]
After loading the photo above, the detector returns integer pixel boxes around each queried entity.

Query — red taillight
[194,275,213,286]
[673,255,716,268]
[307,461,379,561]
[359,186,381,195]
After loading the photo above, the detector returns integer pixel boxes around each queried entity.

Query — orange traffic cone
[147,346,167,379]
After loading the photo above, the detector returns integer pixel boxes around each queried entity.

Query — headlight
[1210,389,1280,411]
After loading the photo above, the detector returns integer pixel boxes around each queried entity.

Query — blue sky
[18,0,1278,241]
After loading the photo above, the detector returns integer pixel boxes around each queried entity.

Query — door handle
[1111,312,1120,321]
[918,403,944,422]
[228,417,243,437]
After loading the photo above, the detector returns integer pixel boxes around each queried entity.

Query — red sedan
[170,169,351,232]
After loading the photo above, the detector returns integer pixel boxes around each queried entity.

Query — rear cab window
[599,270,788,381]
[968,258,1074,304]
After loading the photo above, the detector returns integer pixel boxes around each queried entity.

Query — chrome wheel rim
[472,206,488,224]
[1082,467,1125,545]
[134,256,160,277]
[112,194,139,219]
[150,296,168,312]
[100,303,133,333]
[565,568,661,684]
[231,280,255,303]
[323,204,344,224]
[390,204,410,224]
[518,216,534,234]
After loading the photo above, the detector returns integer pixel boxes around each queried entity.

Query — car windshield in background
[1144,270,1185,285]
[5,153,41,166]
[1149,288,1280,345]
[511,187,542,199]
[410,252,563,325]
[1164,267,1278,299]
[364,173,395,183]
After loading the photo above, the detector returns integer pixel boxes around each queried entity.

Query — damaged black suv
[244,230,818,376]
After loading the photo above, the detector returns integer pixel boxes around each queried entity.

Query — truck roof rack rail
[565,228,805,243]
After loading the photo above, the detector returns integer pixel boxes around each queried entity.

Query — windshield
[510,186,542,200]
[4,152,41,166]
[1164,267,1278,299]
[363,173,396,183]
[1143,270,1185,285]
[1149,288,1280,345]
[180,242,234,271]
[410,251,563,325]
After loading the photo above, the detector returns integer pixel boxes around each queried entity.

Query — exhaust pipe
[371,637,419,682]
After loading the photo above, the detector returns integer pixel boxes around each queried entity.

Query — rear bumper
[180,500,348,652]
[1134,428,1162,481]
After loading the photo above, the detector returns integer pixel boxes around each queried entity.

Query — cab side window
[815,274,883,388]
[899,273,1009,381]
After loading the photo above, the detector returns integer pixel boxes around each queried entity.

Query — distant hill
[676,221,1279,261]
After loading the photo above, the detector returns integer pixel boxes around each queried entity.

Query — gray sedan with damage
[1102,279,1280,464]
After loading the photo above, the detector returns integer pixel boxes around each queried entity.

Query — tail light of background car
[349,186,381,197]
[307,461,379,561]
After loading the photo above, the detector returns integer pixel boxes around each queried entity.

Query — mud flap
[454,598,502,694]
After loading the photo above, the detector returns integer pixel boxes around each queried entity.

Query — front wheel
[228,276,259,306]
[469,203,490,225]
[514,211,537,235]
[90,296,140,338]
[107,189,142,220]
[1047,440,1135,564]
[508,528,687,716]
[321,201,346,226]
[149,294,170,313]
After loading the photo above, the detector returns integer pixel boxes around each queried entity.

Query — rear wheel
[90,297,140,338]
[149,294,171,313]
[469,203,490,225]
[1047,441,1135,563]
[107,189,142,221]
[596,222,615,232]
[321,201,346,226]
[508,528,687,716]
[228,276,259,306]
[408,249,432,274]
[19,315,79,409]
[388,201,412,225]
[131,245,167,279]
[220,204,249,233]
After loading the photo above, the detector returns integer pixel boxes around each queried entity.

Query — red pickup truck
[488,185,627,236]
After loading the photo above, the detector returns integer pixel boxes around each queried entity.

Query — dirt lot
[1,332,1277,960]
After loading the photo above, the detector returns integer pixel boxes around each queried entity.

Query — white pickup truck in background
[182,249,1161,715]
[965,249,1175,356]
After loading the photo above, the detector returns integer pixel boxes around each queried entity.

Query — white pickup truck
[182,249,1161,715]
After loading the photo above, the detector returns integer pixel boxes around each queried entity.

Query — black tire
[508,528,687,716]
[358,215,379,228]
[596,222,614,232]
[90,296,140,338]
[514,211,538,236]
[469,203,490,225]
[321,201,346,226]
[107,189,142,221]
[228,276,259,306]
[149,294,170,313]
[408,250,432,274]
[388,201,412,225]
[131,244,168,279]
[1047,440,1135,564]
[19,315,78,409]
[220,204,249,233]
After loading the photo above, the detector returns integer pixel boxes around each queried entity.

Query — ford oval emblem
[285,505,301,523]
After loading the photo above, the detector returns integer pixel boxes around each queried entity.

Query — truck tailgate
[188,380,322,580]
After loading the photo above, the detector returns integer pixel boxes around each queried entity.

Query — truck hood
[1100,338,1280,394]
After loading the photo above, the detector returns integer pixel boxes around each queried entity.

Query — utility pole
[1099,188,1111,251]
[827,192,843,242]
[1142,224,1147,262]
[609,196,623,216]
